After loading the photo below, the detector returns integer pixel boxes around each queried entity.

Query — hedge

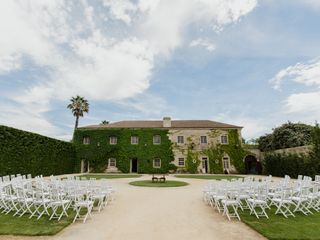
[73,128,174,173]
[263,153,316,178]
[0,125,76,177]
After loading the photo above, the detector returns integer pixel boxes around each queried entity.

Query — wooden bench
[152,174,166,183]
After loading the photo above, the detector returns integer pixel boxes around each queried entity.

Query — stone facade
[169,128,242,173]
[78,117,244,174]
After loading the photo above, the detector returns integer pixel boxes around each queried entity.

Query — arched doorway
[244,155,262,174]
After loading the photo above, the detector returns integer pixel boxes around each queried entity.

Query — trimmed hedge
[0,125,76,176]
[264,153,316,178]
[73,128,174,173]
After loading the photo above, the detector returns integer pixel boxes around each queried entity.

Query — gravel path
[0,175,266,240]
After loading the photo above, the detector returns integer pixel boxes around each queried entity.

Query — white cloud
[0,54,21,73]
[190,38,215,52]
[138,0,257,56]
[270,58,320,90]
[216,113,269,139]
[270,58,320,123]
[102,0,137,24]
[285,92,320,115]
[0,0,258,138]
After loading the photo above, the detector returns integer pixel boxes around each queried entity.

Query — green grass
[174,174,242,180]
[82,174,142,179]
[0,211,75,236]
[240,207,320,240]
[129,180,189,187]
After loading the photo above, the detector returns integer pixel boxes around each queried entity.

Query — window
[109,158,116,167]
[200,136,207,144]
[131,136,139,144]
[153,158,161,168]
[178,158,185,166]
[221,135,228,144]
[83,136,90,145]
[223,157,230,169]
[153,135,161,145]
[177,136,184,144]
[110,136,117,145]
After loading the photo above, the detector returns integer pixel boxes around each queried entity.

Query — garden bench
[152,174,166,183]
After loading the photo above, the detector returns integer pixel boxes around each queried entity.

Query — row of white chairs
[203,175,320,221]
[0,174,115,223]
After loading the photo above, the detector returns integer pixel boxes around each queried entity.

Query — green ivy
[185,148,200,173]
[220,129,246,173]
[0,125,76,176]
[194,129,246,174]
[73,128,174,173]
[204,147,224,173]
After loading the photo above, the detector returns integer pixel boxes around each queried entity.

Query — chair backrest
[281,187,293,200]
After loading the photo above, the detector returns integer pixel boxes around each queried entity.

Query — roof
[80,120,242,129]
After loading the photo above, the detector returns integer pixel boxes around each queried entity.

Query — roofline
[78,126,243,130]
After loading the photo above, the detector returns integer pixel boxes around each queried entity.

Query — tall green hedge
[0,125,76,177]
[264,153,315,178]
[73,128,174,173]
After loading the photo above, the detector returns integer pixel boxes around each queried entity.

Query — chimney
[163,117,171,128]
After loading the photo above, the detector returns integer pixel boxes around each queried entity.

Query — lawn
[175,174,242,180]
[0,211,74,236]
[82,174,142,179]
[129,180,189,187]
[240,207,320,240]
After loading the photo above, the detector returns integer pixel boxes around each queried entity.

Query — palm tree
[67,95,89,131]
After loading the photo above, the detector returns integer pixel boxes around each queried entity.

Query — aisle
[50,175,265,240]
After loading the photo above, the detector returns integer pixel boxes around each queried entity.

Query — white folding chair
[247,185,269,219]
[221,189,241,221]
[272,187,295,218]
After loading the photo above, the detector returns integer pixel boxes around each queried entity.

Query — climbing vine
[74,128,174,173]
[220,129,247,173]
[173,129,246,174]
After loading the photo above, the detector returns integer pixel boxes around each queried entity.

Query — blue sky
[1,0,320,140]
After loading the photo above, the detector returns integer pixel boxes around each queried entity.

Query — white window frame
[153,158,161,168]
[177,136,184,144]
[83,136,90,145]
[108,158,116,167]
[109,136,117,145]
[178,157,185,167]
[131,136,139,145]
[223,157,230,170]
[200,136,207,144]
[153,135,161,145]
[221,135,229,144]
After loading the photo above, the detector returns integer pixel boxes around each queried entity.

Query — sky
[1,0,320,141]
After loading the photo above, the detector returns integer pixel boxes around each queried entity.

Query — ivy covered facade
[74,118,248,174]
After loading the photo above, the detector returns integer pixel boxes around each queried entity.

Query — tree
[258,122,313,151]
[67,96,89,132]
[310,123,320,173]
[100,120,109,125]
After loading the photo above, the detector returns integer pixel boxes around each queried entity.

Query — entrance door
[131,158,138,173]
[202,157,208,173]
[244,155,261,174]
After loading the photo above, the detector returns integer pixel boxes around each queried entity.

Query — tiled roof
[80,120,242,129]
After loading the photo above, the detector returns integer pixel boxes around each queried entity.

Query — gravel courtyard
[1,175,265,240]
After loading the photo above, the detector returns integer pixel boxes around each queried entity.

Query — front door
[131,158,138,173]
[202,157,208,173]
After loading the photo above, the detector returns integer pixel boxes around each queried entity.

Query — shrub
[0,125,76,176]
[264,153,314,178]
